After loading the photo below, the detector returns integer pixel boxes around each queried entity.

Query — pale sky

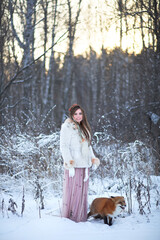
[14,0,148,65]
[51,0,144,57]
[73,0,143,55]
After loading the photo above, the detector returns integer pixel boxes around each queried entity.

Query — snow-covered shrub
[0,125,63,203]
[34,176,45,210]
[8,198,19,216]
[0,125,159,216]
[0,129,62,179]
[116,141,154,214]
[92,133,159,215]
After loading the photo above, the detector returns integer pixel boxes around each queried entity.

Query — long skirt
[61,168,89,222]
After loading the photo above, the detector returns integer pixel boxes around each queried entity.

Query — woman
[60,104,100,222]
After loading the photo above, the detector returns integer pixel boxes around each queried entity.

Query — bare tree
[122,0,159,53]
[118,0,123,48]
[0,0,10,118]
[62,0,83,120]
[40,0,49,107]
[43,0,58,112]
[9,0,37,119]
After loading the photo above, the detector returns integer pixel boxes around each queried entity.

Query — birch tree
[43,0,58,117]
[40,0,49,107]
[0,0,9,115]
[9,0,37,119]
[62,0,82,120]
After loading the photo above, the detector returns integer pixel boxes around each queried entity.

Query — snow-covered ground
[1,207,160,240]
[0,178,160,240]
[1,125,160,240]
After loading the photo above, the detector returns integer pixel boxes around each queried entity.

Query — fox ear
[111,196,115,198]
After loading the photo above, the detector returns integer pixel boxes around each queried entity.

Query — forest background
[0,0,160,183]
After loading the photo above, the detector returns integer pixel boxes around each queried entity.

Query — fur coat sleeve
[60,122,73,168]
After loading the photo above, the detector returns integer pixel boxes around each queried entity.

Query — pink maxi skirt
[62,168,89,222]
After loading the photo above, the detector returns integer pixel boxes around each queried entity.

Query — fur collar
[64,118,78,130]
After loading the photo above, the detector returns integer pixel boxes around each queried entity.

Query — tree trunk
[62,0,83,121]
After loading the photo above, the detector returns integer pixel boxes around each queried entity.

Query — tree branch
[0,30,68,99]
[9,0,25,49]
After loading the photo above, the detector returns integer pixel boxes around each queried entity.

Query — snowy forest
[0,0,160,239]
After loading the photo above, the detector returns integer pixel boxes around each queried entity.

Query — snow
[1,213,160,240]
[148,112,160,125]
[0,183,160,240]
[1,132,160,240]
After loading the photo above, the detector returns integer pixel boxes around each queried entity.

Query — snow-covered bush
[92,132,159,215]
[0,129,62,179]
[0,125,63,203]
[0,125,159,216]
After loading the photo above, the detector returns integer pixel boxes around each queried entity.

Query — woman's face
[73,108,83,123]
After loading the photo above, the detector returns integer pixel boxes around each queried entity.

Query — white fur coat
[60,118,99,169]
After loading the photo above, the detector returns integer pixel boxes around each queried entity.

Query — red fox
[87,196,126,226]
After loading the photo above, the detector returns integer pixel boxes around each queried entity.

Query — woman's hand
[64,160,75,169]
[69,168,75,177]
[91,158,100,170]
[69,160,75,166]
[69,160,75,177]
[91,158,100,166]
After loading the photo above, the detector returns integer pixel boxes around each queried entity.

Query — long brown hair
[69,104,91,142]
